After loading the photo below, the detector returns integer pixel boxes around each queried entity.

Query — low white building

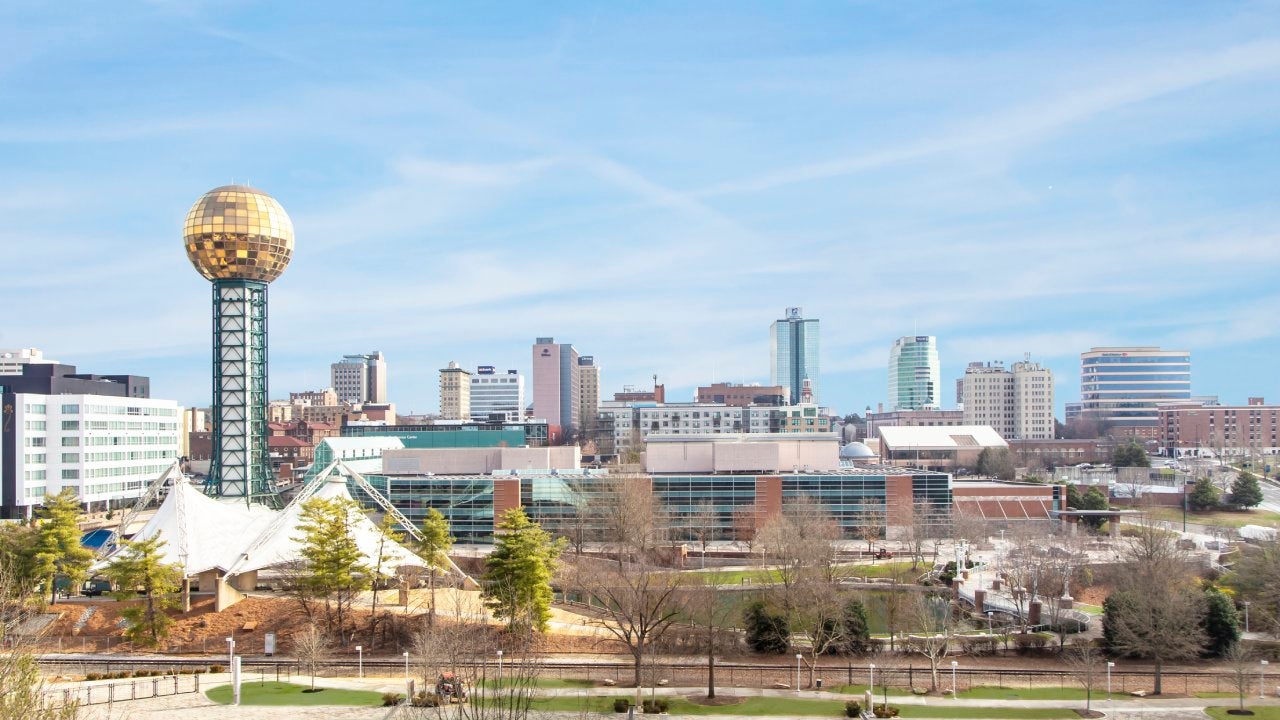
[598,401,831,455]
[10,394,181,515]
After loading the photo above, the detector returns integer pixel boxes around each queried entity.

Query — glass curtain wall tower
[889,336,940,410]
[184,186,294,506]
[770,307,820,405]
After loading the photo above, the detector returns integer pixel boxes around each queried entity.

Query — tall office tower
[769,307,820,405]
[184,185,294,504]
[961,359,1055,439]
[1080,346,1191,436]
[0,348,59,376]
[531,337,580,435]
[889,336,940,410]
[438,361,471,421]
[577,356,600,436]
[470,367,525,422]
[331,352,387,404]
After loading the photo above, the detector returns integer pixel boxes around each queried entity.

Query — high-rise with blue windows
[1079,347,1191,434]
[770,308,820,405]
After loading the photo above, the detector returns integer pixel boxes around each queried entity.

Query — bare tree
[1103,515,1207,695]
[687,500,719,568]
[0,561,77,720]
[905,594,959,692]
[293,623,331,691]
[1223,642,1255,714]
[1062,645,1104,716]
[856,508,885,556]
[682,572,738,699]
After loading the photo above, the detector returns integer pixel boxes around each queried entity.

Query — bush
[1012,633,1049,655]
[85,673,101,681]
[641,699,669,713]
[209,665,224,673]
[613,698,631,713]
[872,704,900,718]
[411,691,442,707]
[382,692,405,706]
[744,600,790,654]
[844,699,862,717]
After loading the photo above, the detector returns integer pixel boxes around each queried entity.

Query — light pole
[1261,659,1269,699]
[986,611,993,634]
[795,654,803,691]
[951,661,958,695]
[225,637,234,673]
[1245,602,1252,634]
[497,650,504,689]
[869,663,875,697]
[1106,662,1114,704]
[356,645,363,679]
[403,651,411,701]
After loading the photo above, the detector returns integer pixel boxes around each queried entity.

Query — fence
[46,673,204,708]
[35,656,1277,697]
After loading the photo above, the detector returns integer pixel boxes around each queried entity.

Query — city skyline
[3,3,1279,415]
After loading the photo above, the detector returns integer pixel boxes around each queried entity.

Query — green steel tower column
[210,279,273,503]
[183,185,294,507]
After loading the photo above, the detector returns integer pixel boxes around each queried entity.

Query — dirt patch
[1075,584,1112,607]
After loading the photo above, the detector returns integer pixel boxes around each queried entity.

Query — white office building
[599,401,832,455]
[330,351,388,405]
[470,367,525,422]
[961,360,1055,440]
[10,395,181,515]
[0,348,58,376]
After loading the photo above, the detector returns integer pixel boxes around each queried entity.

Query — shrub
[613,698,631,713]
[85,673,101,681]
[209,665,224,673]
[382,692,405,706]
[411,691,442,707]
[844,699,862,717]
[1013,633,1049,654]
[872,704,900,718]
[641,699,669,713]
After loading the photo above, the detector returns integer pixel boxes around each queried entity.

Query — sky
[2,1,1279,416]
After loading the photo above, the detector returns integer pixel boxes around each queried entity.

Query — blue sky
[3,1,1279,416]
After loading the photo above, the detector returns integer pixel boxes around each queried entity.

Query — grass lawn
[681,562,918,585]
[959,686,1130,701]
[825,683,911,696]
[1144,506,1280,529]
[206,681,384,706]
[1206,707,1280,719]
[531,695,1076,718]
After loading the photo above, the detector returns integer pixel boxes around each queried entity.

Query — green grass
[1206,707,1280,719]
[531,695,1076,718]
[206,681,384,707]
[1143,506,1280,529]
[825,684,911,697]
[680,562,919,585]
[958,685,1130,701]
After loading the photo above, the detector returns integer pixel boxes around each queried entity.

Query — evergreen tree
[1079,487,1109,530]
[976,448,1016,480]
[1112,442,1151,468]
[105,536,182,646]
[1065,484,1083,510]
[418,507,455,621]
[482,508,564,633]
[1230,471,1264,509]
[295,497,371,635]
[743,599,790,654]
[32,490,94,604]
[1201,588,1241,657]
[0,522,40,591]
[840,597,871,654]
[1189,476,1221,511]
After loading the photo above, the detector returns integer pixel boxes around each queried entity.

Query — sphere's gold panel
[183,185,294,282]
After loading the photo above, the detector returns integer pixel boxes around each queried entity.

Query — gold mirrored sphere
[183,185,294,282]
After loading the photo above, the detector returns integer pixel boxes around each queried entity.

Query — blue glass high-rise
[770,308,820,405]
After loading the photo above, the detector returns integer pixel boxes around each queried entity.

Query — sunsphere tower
[183,185,294,505]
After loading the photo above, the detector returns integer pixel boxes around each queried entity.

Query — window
[61,420,79,431]
[62,437,79,447]
[61,453,79,463]
[61,404,79,413]
[61,469,79,480]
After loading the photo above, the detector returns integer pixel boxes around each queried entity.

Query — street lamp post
[951,661,958,695]
[869,663,875,697]
[1245,602,1252,634]
[497,650,504,690]
[795,654,803,691]
[986,611,993,634]
[403,651,411,701]
[356,646,363,679]
[225,637,234,673]
[1107,662,1114,704]
[1261,660,1269,699]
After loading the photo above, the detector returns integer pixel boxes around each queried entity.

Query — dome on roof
[840,441,876,460]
